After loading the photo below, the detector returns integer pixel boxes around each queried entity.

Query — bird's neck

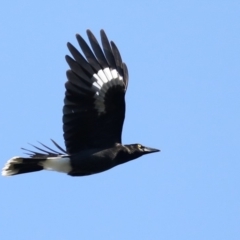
[114,145,139,165]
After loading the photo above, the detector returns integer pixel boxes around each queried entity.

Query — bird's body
[2,30,159,177]
[69,147,119,176]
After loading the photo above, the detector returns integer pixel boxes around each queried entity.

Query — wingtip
[75,33,81,40]
[86,29,91,34]
[100,29,107,38]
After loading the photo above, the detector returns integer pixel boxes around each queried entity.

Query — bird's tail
[1,157,46,176]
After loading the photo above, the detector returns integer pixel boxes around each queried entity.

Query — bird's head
[122,144,160,161]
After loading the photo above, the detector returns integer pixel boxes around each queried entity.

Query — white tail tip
[2,157,22,176]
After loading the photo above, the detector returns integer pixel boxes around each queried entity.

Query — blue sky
[1,1,240,239]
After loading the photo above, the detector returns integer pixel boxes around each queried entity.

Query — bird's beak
[143,147,160,154]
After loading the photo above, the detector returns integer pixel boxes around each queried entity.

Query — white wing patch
[92,67,125,114]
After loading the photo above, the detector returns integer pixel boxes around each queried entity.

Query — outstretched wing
[63,30,129,154]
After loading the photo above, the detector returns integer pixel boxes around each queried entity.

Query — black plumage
[2,30,159,177]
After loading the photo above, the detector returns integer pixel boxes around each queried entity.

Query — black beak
[143,146,160,154]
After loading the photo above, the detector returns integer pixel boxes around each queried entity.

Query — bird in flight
[2,30,159,177]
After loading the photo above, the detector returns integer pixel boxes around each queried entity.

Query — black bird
[2,30,159,177]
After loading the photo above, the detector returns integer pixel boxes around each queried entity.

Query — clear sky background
[1,1,240,239]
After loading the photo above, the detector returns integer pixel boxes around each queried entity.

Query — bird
[2,29,160,177]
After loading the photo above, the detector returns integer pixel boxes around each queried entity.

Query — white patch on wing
[103,68,113,81]
[92,74,103,87]
[41,156,72,173]
[91,68,125,114]
[111,69,118,79]
[93,82,101,89]
[97,69,108,83]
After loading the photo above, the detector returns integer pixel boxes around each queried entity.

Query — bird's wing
[63,30,129,154]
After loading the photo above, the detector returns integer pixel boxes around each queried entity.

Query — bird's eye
[137,144,143,151]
